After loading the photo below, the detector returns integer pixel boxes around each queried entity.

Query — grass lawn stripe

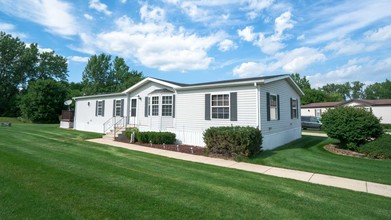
[1,124,390,219]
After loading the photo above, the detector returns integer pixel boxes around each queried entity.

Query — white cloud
[308,57,391,88]
[365,24,391,42]
[233,47,325,77]
[89,0,112,16]
[77,14,224,72]
[237,11,294,54]
[238,26,256,42]
[323,39,366,55]
[218,39,237,52]
[275,47,326,73]
[84,13,93,20]
[305,1,391,44]
[140,4,166,23]
[0,22,27,38]
[0,0,78,37]
[243,0,274,19]
[120,0,127,3]
[274,11,294,36]
[67,56,90,63]
[233,62,266,77]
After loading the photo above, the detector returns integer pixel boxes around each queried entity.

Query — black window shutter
[113,99,116,116]
[266,92,270,121]
[205,94,210,120]
[290,98,293,119]
[120,99,124,117]
[144,97,148,117]
[95,101,98,116]
[277,95,280,120]
[172,95,176,118]
[230,92,237,121]
[102,100,105,116]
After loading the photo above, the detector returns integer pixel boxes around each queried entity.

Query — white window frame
[130,98,137,117]
[114,100,122,116]
[292,98,298,119]
[269,93,278,120]
[150,96,159,116]
[211,93,230,119]
[97,101,104,116]
[162,96,173,116]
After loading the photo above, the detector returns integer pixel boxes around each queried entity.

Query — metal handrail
[113,116,128,138]
[103,117,116,133]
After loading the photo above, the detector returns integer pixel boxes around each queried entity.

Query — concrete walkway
[88,138,391,198]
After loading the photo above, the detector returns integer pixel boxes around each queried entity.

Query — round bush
[321,107,383,147]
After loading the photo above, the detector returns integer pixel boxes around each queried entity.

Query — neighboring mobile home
[74,74,304,150]
[301,99,391,124]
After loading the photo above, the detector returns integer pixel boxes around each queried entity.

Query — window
[269,94,278,120]
[97,101,104,116]
[162,96,172,116]
[211,94,229,119]
[291,98,298,119]
[315,108,321,117]
[150,96,159,116]
[114,100,122,116]
[131,99,137,117]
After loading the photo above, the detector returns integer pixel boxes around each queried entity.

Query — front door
[129,98,137,126]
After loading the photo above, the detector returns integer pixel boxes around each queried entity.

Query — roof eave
[122,77,181,94]
[175,80,266,90]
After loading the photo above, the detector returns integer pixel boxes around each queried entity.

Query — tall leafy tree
[0,32,35,116]
[365,79,391,99]
[351,81,365,99]
[19,79,68,123]
[290,73,311,90]
[82,54,143,95]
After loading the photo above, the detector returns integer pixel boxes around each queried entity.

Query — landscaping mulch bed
[324,144,366,158]
[116,138,206,156]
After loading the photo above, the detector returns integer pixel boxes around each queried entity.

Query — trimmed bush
[203,126,262,157]
[136,131,176,144]
[321,107,383,147]
[359,134,391,159]
[124,127,139,140]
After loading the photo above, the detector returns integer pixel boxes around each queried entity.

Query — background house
[74,74,304,150]
[301,99,391,124]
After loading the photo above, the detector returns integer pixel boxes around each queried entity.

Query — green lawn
[245,136,391,185]
[1,124,390,219]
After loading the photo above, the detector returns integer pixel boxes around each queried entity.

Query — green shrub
[321,107,383,147]
[359,134,391,159]
[136,131,176,144]
[203,126,262,158]
[381,124,391,131]
[124,127,139,140]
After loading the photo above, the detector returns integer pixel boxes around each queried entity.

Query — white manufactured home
[74,74,304,150]
[301,99,391,124]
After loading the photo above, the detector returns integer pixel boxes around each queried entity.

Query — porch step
[103,127,127,140]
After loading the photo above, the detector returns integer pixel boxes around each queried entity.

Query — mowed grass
[0,124,390,219]
[246,136,391,185]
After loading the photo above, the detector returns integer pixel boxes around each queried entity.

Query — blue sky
[0,0,390,88]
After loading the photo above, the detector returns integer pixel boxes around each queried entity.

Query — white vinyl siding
[211,94,229,119]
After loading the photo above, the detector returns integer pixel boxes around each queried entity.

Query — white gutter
[73,92,125,100]
[255,82,261,129]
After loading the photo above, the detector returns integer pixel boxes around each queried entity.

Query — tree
[0,32,69,117]
[0,32,35,116]
[19,79,68,123]
[321,83,351,100]
[365,79,391,99]
[290,73,311,90]
[351,81,365,99]
[321,107,383,148]
[82,53,143,95]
